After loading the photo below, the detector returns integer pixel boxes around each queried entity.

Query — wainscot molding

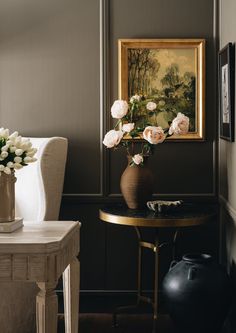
[219,195,236,222]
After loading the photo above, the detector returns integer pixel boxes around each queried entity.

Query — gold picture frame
[118,39,205,140]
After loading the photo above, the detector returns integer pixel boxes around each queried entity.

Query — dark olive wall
[0,0,217,293]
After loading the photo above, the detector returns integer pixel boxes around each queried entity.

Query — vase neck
[182,253,212,264]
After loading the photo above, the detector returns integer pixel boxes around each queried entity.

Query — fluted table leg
[36,282,58,333]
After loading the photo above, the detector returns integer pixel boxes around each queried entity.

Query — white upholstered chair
[0,137,76,333]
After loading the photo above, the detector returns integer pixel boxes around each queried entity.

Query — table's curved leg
[36,281,58,333]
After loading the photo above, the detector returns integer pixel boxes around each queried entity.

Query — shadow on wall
[222,208,236,332]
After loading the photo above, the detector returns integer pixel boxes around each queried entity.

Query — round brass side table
[99,203,217,333]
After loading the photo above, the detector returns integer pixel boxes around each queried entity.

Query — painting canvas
[219,42,235,141]
[119,39,205,140]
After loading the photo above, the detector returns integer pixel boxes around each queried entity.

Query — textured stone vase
[0,172,16,222]
[120,156,153,209]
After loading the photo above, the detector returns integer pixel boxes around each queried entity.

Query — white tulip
[10,146,16,153]
[24,156,32,163]
[15,149,23,156]
[3,167,11,175]
[27,157,37,163]
[0,165,4,171]
[7,162,14,168]
[26,148,37,157]
[13,163,23,170]
[1,151,8,159]
[1,145,9,152]
[8,131,18,139]
[14,156,22,163]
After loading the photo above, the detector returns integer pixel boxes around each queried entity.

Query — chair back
[15,137,68,221]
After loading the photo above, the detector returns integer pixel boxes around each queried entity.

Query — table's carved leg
[63,257,80,333]
[36,281,58,333]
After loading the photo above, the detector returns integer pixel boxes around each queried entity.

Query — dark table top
[99,203,218,228]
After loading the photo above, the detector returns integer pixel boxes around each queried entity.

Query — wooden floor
[58,313,174,333]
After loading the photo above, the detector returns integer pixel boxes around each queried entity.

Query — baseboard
[56,290,160,314]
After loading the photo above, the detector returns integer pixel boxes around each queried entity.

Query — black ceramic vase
[162,254,232,333]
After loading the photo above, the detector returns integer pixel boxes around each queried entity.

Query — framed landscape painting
[219,42,235,142]
[118,39,205,140]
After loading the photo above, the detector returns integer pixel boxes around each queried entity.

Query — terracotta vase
[0,172,16,222]
[120,156,154,209]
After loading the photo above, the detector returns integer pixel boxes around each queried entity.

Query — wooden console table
[99,204,217,333]
[0,220,81,333]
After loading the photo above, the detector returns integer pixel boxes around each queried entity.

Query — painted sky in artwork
[151,48,196,89]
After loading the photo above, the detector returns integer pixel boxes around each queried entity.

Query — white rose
[13,163,23,170]
[111,100,128,119]
[132,154,143,165]
[3,167,11,175]
[103,130,124,148]
[143,126,166,144]
[169,112,189,135]
[146,102,157,111]
[1,151,8,159]
[122,123,135,133]
[15,149,23,156]
[130,94,141,103]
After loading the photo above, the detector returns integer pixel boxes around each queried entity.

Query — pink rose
[111,100,129,119]
[122,123,135,132]
[169,112,189,135]
[103,130,123,148]
[143,126,165,144]
[132,154,143,165]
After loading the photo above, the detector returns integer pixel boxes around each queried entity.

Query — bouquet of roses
[103,95,189,165]
[0,128,37,175]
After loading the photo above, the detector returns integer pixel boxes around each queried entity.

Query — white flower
[0,165,4,172]
[169,112,189,135]
[14,156,22,163]
[3,167,11,175]
[8,131,18,140]
[130,94,141,103]
[10,146,16,153]
[7,162,14,168]
[1,151,8,159]
[103,130,124,148]
[26,148,37,157]
[13,163,23,170]
[146,102,157,111]
[132,154,143,165]
[0,128,9,138]
[122,123,135,133]
[24,157,37,163]
[1,145,9,152]
[111,100,129,119]
[15,149,23,156]
[143,126,166,144]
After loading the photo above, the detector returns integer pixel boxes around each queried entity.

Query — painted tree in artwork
[128,49,160,97]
